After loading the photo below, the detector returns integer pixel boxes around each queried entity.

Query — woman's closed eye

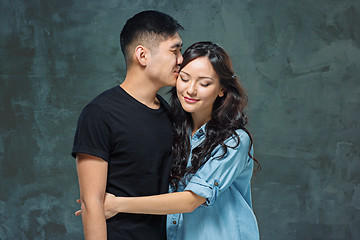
[200,82,211,87]
[180,76,189,82]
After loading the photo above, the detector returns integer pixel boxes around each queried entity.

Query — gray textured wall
[1,0,359,239]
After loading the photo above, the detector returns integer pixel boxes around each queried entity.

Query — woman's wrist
[103,193,124,219]
[115,196,124,213]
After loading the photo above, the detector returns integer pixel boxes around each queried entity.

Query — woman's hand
[75,193,120,219]
[103,193,119,219]
[74,199,82,216]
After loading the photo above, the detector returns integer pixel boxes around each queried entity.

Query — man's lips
[184,96,199,103]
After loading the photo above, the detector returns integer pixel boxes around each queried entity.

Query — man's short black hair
[120,10,183,65]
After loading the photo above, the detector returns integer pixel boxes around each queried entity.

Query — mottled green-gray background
[1,0,359,239]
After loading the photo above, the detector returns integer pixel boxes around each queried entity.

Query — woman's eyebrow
[180,71,214,81]
[198,76,214,81]
[180,70,190,76]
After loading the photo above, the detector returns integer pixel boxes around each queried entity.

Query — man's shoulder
[89,86,121,107]
[78,86,122,118]
[156,94,170,111]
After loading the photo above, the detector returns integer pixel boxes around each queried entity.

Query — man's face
[146,32,183,87]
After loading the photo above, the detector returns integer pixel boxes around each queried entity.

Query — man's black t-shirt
[72,85,173,240]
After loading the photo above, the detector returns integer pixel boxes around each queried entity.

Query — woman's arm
[101,191,206,218]
[76,153,108,239]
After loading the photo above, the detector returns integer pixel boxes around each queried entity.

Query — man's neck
[120,71,162,110]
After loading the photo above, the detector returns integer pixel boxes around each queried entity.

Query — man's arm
[76,153,108,239]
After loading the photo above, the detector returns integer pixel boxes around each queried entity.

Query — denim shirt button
[173,221,177,224]
[214,181,219,186]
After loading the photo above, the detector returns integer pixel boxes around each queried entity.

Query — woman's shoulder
[234,129,251,141]
[221,129,251,149]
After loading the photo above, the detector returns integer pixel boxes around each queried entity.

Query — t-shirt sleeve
[184,129,253,206]
[71,104,111,162]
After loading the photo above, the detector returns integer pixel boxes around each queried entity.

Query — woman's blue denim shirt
[167,125,259,240]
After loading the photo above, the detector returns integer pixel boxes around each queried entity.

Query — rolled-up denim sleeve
[184,129,253,206]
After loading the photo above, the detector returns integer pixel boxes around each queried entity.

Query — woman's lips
[184,96,199,103]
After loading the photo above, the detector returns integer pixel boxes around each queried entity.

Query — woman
[77,41,260,239]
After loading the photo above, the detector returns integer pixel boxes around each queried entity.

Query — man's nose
[177,53,183,65]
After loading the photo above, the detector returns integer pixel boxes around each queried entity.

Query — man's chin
[168,78,177,87]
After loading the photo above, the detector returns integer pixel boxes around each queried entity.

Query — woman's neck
[191,113,211,137]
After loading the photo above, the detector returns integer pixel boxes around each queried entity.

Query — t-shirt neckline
[116,85,164,112]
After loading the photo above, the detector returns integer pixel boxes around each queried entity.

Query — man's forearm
[81,200,107,239]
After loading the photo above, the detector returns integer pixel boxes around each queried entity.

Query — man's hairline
[125,31,181,66]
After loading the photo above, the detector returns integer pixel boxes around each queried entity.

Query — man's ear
[135,45,149,67]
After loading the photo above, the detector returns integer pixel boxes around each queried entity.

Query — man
[72,10,183,239]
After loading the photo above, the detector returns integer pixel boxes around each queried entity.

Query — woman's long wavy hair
[169,41,260,190]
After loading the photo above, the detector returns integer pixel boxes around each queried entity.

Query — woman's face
[176,56,224,120]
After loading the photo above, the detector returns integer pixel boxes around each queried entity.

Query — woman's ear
[218,88,225,97]
[134,45,149,67]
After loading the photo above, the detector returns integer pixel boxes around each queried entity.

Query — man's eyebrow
[171,42,183,49]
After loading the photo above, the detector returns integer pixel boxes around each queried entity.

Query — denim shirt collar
[190,123,207,141]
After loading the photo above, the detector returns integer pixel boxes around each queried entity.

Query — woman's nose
[186,83,197,96]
